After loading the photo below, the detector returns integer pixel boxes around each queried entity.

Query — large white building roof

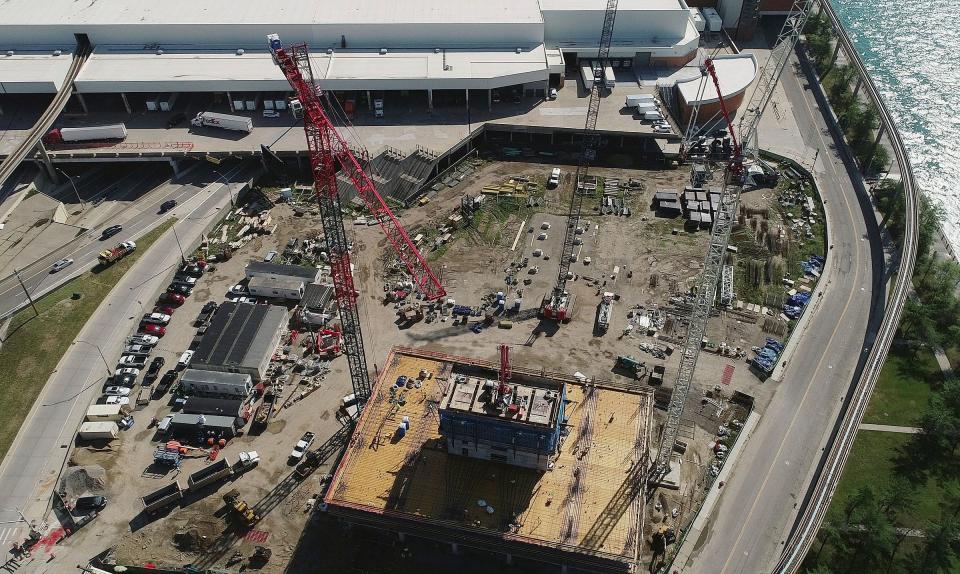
[0,0,543,26]
[676,54,758,105]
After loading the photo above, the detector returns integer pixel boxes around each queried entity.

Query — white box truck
[635,102,657,114]
[603,62,616,89]
[643,111,664,121]
[43,124,127,144]
[159,93,179,112]
[625,94,654,107]
[191,112,253,133]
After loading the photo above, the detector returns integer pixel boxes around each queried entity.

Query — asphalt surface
[0,167,248,544]
[0,164,241,320]
[678,55,887,573]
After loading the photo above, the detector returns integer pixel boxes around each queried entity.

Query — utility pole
[14,268,38,316]
[171,225,187,263]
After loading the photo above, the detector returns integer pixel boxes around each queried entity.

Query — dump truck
[98,241,136,265]
[43,123,127,145]
[187,458,233,491]
[141,481,184,514]
[251,392,276,431]
[190,111,253,133]
[597,292,614,333]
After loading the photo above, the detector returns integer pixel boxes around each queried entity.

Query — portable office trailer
[78,421,119,440]
[247,276,304,301]
[85,404,125,422]
[625,94,654,107]
[580,61,596,88]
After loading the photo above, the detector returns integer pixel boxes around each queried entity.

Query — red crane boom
[268,34,444,407]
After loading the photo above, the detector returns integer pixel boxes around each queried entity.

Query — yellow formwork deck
[326,348,653,562]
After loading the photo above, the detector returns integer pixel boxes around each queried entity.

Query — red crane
[268,34,445,408]
[703,58,744,176]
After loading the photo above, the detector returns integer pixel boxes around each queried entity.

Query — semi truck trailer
[190,112,253,134]
[43,124,127,144]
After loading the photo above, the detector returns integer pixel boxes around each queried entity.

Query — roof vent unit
[53,49,62,56]
[434,47,441,54]
[516,47,522,54]
[156,48,164,55]
[380,47,388,55]
[5,50,13,57]
[236,48,245,56]
[327,48,333,54]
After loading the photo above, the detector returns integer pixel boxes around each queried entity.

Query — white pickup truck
[289,431,315,460]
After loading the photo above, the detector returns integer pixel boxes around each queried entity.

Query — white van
[177,350,194,370]
[157,415,173,433]
[548,168,561,188]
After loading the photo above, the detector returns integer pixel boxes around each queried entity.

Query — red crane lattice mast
[268,34,445,408]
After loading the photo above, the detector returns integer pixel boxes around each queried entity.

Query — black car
[154,370,178,398]
[179,262,204,277]
[101,225,123,240]
[75,496,107,512]
[166,112,187,128]
[113,373,137,387]
[160,199,177,213]
[168,283,193,296]
[147,356,165,376]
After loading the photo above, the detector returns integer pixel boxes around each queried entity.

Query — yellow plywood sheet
[327,349,652,561]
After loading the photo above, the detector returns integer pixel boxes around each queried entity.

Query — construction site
[0,1,833,572]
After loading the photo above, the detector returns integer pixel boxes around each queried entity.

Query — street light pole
[212,170,235,207]
[13,268,38,317]
[172,224,187,263]
[56,168,84,208]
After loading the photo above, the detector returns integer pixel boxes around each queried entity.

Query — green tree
[898,297,937,345]
[908,517,960,573]
[807,33,833,69]
[916,195,945,262]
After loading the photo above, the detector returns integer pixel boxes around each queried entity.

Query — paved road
[677,53,887,573]
[0,163,245,320]
[0,168,249,545]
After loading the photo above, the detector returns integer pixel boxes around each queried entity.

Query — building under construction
[324,347,654,572]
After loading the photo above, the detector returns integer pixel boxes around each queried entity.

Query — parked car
[118,355,146,368]
[179,263,204,277]
[75,496,107,512]
[167,283,193,296]
[263,250,278,262]
[123,344,151,355]
[237,296,258,304]
[166,112,187,128]
[142,312,171,325]
[173,275,197,285]
[548,168,561,188]
[154,305,176,316]
[177,350,195,370]
[159,199,177,213]
[289,432,316,460]
[100,225,123,240]
[50,258,74,273]
[104,396,131,406]
[103,386,131,397]
[113,372,137,387]
[115,367,140,378]
[154,370,178,397]
[147,356,165,376]
[548,87,558,100]
[129,334,159,346]
[140,324,166,336]
[230,284,247,295]
[197,301,218,324]
[159,292,185,306]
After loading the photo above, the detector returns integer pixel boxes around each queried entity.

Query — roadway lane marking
[717,59,868,574]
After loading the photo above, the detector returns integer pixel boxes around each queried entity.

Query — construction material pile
[751,338,785,374]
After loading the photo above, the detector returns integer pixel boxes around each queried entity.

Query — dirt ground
[68,159,818,573]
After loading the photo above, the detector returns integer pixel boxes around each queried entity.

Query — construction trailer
[84,404,126,422]
[168,413,240,440]
[77,421,119,440]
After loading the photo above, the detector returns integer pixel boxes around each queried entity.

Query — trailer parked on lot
[43,124,127,145]
[141,481,184,514]
[78,421,119,440]
[190,112,253,134]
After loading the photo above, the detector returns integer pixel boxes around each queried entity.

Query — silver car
[50,258,74,273]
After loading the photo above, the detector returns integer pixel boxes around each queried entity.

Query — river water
[831,0,960,251]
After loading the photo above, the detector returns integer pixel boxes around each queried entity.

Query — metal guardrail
[774,0,919,570]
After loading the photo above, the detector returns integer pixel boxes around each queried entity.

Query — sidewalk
[857,423,920,434]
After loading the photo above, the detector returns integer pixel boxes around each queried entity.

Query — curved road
[775,0,919,569]
[678,43,888,572]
